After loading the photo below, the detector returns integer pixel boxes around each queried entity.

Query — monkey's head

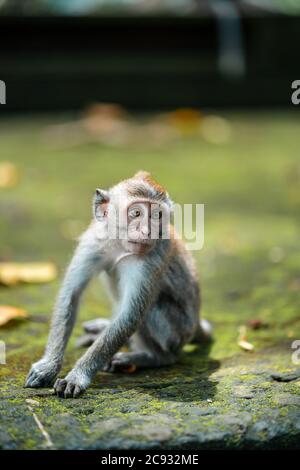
[93,171,173,255]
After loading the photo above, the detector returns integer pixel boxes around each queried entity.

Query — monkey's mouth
[128,240,152,246]
[127,240,153,254]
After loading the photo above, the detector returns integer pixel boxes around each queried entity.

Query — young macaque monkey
[25,171,211,398]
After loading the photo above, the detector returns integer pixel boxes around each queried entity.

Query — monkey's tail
[191,318,213,344]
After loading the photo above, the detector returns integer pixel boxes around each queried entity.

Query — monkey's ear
[93,189,109,221]
[133,170,151,180]
[95,188,109,203]
[165,194,175,212]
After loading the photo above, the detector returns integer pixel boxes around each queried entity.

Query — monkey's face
[121,201,165,255]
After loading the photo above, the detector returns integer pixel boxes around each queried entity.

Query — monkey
[25,171,211,398]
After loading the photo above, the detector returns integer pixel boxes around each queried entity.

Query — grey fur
[25,173,209,398]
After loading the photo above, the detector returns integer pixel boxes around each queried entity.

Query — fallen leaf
[82,103,129,139]
[238,325,254,352]
[238,339,254,352]
[0,162,19,188]
[248,319,267,330]
[167,108,202,135]
[0,262,57,286]
[0,305,28,326]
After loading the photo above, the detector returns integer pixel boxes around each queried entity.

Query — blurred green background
[0,110,299,360]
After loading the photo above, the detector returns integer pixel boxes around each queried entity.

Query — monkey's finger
[73,385,84,398]
[25,373,44,388]
[25,371,36,386]
[64,382,75,398]
[54,379,67,397]
[25,377,38,388]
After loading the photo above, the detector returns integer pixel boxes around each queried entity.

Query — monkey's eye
[151,209,162,220]
[128,207,141,219]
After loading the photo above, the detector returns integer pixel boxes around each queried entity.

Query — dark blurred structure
[0,0,300,112]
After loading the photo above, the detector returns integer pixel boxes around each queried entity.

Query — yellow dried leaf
[0,162,19,188]
[0,305,28,326]
[167,108,203,135]
[0,262,57,286]
[0,263,19,285]
[238,339,254,352]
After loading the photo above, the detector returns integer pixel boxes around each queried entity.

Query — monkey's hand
[53,368,91,398]
[25,358,61,388]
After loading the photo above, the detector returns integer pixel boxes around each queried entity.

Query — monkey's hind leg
[75,318,110,348]
[103,351,177,373]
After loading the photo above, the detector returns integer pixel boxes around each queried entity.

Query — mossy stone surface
[0,112,300,449]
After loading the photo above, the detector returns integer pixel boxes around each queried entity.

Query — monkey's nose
[141,227,150,238]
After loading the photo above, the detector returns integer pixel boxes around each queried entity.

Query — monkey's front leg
[25,240,102,389]
[54,263,157,398]
[53,310,145,397]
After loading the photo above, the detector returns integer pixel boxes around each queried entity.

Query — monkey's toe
[54,378,84,398]
[53,378,67,397]
[105,353,137,373]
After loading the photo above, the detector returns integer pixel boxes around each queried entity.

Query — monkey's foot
[75,318,111,349]
[53,370,91,398]
[83,318,110,334]
[25,358,60,388]
[75,333,99,349]
[103,352,137,373]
